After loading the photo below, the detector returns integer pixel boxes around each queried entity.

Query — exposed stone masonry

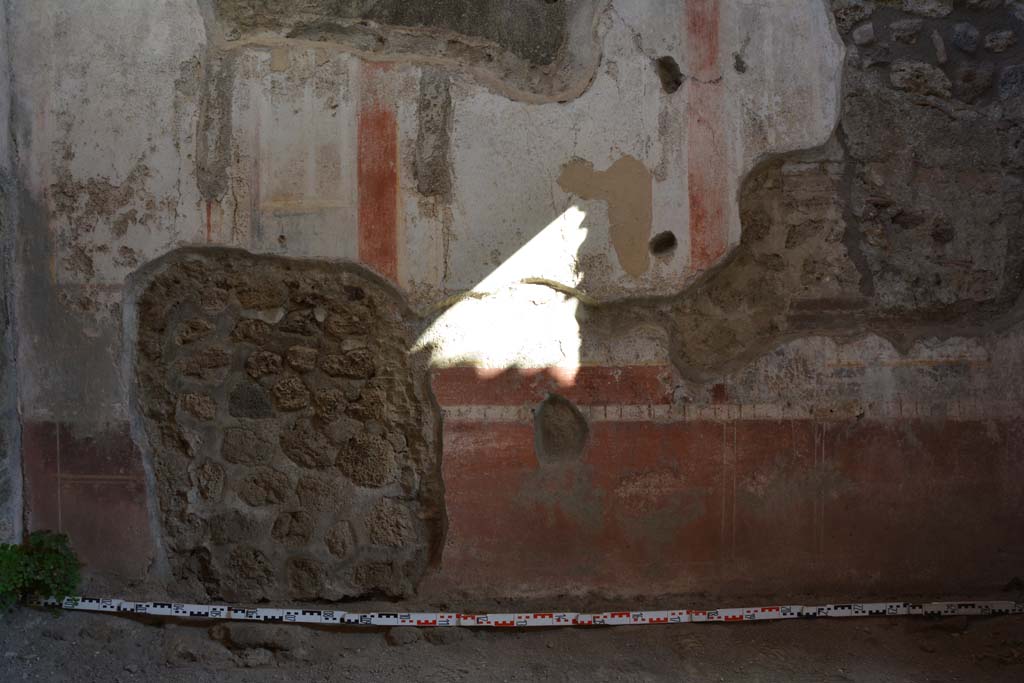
[135,249,441,602]
[603,0,1024,381]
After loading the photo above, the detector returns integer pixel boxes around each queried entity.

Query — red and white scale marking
[48,597,1024,628]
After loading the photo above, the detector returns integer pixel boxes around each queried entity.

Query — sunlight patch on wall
[416,207,587,372]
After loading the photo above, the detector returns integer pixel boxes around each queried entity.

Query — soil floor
[2,606,1024,681]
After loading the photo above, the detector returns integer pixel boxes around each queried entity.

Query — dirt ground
[1,606,1023,682]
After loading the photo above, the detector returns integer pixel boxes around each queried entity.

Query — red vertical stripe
[685,0,727,272]
[358,62,399,282]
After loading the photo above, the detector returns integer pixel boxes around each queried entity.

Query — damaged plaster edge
[666,282,1024,386]
[121,255,172,585]
[197,0,611,105]
[731,0,848,211]
[120,245,450,581]
[0,0,23,544]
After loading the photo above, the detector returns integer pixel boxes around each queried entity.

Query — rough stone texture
[215,0,568,65]
[135,249,441,601]
[209,0,606,102]
[643,0,1024,381]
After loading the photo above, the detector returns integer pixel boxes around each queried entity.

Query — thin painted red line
[685,0,727,273]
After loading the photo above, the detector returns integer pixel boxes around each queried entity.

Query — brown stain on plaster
[557,155,653,278]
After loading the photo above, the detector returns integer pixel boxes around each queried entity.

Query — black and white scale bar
[36,597,1024,628]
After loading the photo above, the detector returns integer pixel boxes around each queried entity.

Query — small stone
[351,562,405,597]
[174,318,214,345]
[324,307,372,339]
[194,460,225,501]
[295,475,340,511]
[890,19,923,44]
[237,467,291,506]
[271,510,315,546]
[280,418,336,469]
[902,0,952,18]
[313,388,347,418]
[287,345,318,372]
[272,376,310,410]
[890,60,952,97]
[832,0,875,34]
[287,558,325,599]
[930,30,946,65]
[321,414,363,446]
[337,431,398,487]
[221,426,276,465]
[999,64,1024,100]
[228,382,274,418]
[177,346,231,378]
[228,545,275,587]
[951,23,979,54]
[278,309,320,336]
[320,350,376,379]
[985,30,1016,54]
[208,510,262,544]
[245,350,282,378]
[325,520,355,558]
[234,280,288,310]
[181,393,217,421]
[852,22,875,46]
[199,288,230,314]
[232,318,271,343]
[367,498,416,547]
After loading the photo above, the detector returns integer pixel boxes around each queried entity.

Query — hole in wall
[649,231,678,256]
[534,393,588,464]
[655,56,684,94]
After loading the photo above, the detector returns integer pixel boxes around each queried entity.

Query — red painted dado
[685,0,728,272]
[357,61,399,283]
[21,421,153,579]
[428,366,1024,599]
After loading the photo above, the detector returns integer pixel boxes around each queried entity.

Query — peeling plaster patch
[50,160,157,281]
[414,68,453,201]
[196,54,236,202]
[558,155,653,278]
[211,0,607,103]
[213,0,570,66]
[590,0,1024,382]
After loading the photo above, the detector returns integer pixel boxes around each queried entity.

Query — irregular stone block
[135,249,441,601]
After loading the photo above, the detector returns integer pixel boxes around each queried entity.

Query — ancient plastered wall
[5,0,1024,602]
[0,0,20,544]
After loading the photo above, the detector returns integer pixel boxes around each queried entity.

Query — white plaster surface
[7,0,843,393]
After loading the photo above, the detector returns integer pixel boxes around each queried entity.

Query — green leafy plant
[0,531,81,611]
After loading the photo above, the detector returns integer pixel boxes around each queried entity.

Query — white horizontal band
[41,597,1024,628]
